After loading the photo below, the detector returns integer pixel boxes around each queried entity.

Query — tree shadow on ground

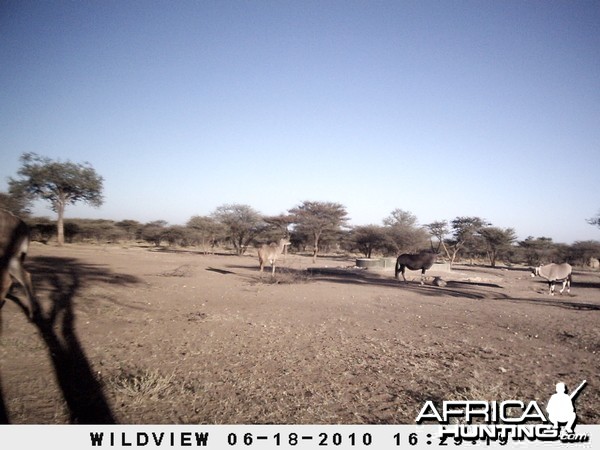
[148,247,233,257]
[1,256,140,424]
[206,267,235,275]
[569,280,600,290]
[488,292,600,311]
[241,265,600,309]
[221,263,493,299]
[304,267,497,300]
[234,265,476,300]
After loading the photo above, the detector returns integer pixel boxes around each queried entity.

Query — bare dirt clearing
[1,243,598,424]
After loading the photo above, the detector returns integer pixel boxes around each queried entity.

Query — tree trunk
[440,240,452,265]
[56,200,66,246]
[449,241,465,267]
[235,236,243,255]
[312,232,320,263]
[490,250,497,267]
[450,247,459,267]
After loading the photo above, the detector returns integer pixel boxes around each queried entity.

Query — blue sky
[1,0,599,243]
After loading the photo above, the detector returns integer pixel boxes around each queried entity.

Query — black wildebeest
[531,263,572,295]
[395,251,437,285]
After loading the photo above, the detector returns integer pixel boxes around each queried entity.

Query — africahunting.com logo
[416,380,589,445]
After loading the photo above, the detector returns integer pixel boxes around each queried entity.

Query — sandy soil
[0,243,598,424]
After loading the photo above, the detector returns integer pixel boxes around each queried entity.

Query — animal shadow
[206,267,235,275]
[1,256,140,424]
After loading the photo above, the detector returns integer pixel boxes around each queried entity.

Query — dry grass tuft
[157,265,193,277]
[253,268,313,285]
[108,367,177,401]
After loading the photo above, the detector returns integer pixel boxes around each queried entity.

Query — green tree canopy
[447,216,489,265]
[425,220,450,254]
[518,236,557,266]
[479,226,517,267]
[187,215,224,253]
[212,204,266,255]
[289,201,349,262]
[9,153,104,245]
[350,224,388,258]
[383,208,429,254]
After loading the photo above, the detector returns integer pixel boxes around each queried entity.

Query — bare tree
[289,201,349,262]
[9,153,104,245]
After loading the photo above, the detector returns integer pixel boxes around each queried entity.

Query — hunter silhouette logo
[416,379,590,444]
[546,380,586,434]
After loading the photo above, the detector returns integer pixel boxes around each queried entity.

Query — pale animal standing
[0,210,37,329]
[258,238,291,275]
[531,263,572,295]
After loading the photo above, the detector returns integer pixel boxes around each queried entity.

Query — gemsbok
[0,209,37,327]
[258,238,291,276]
[531,263,572,295]
[395,251,438,286]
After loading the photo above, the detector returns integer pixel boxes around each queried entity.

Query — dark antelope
[395,251,437,285]
[531,263,572,295]
[258,238,291,275]
[1,210,37,329]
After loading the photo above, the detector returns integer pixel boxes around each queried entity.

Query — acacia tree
[451,217,490,263]
[350,225,388,258]
[518,236,557,265]
[9,153,104,245]
[141,220,168,247]
[289,201,349,262]
[568,240,600,267]
[425,220,450,256]
[262,214,293,237]
[434,217,491,266]
[212,204,266,255]
[115,220,142,241]
[479,226,517,267]
[383,209,429,254]
[187,215,224,253]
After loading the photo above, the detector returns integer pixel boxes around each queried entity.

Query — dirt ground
[0,243,598,424]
